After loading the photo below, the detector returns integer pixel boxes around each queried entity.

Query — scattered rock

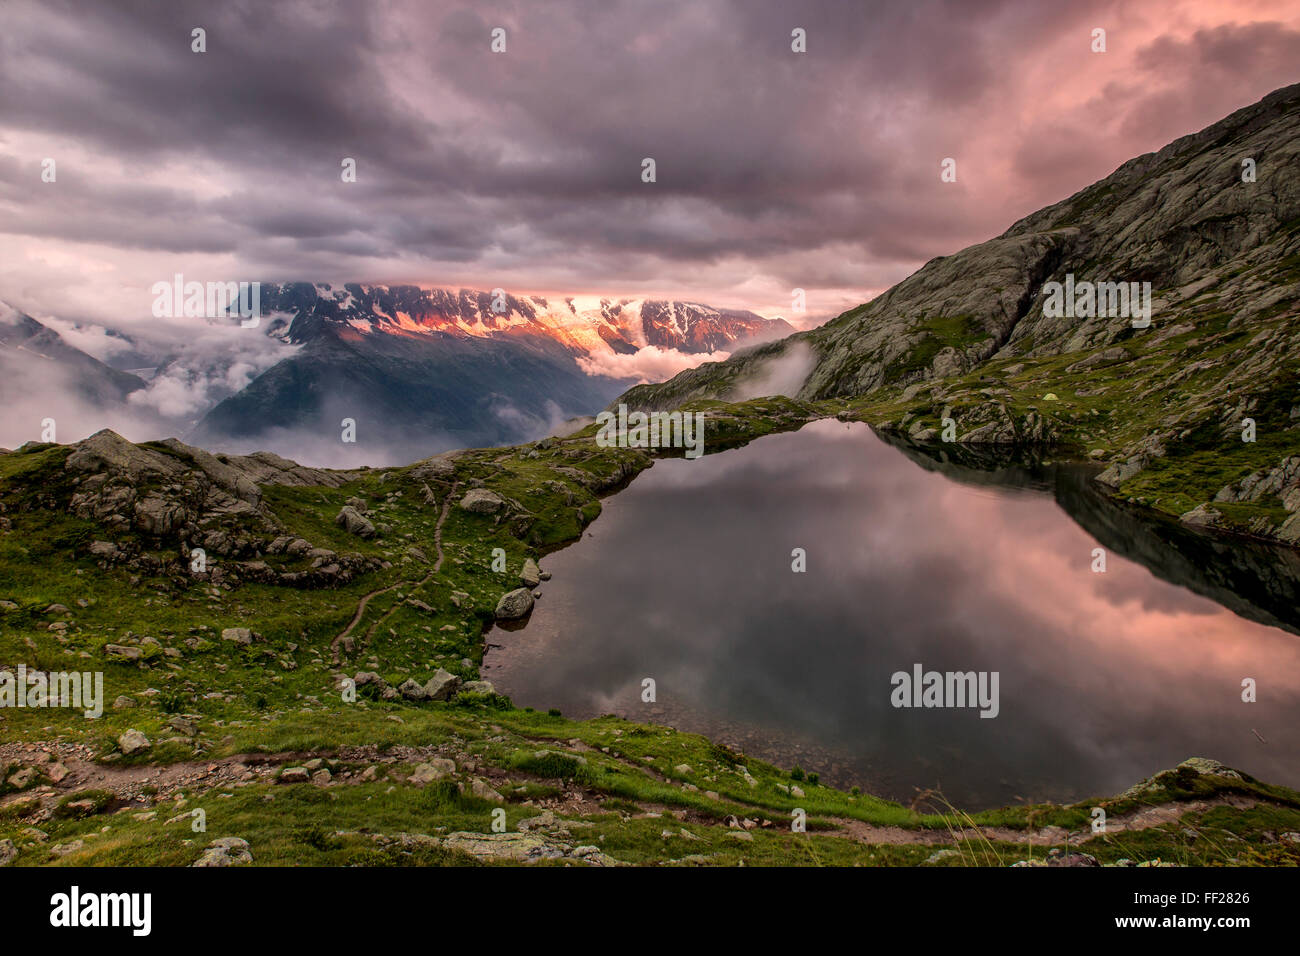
[117,729,151,756]
[192,836,253,867]
[409,759,457,785]
[469,778,504,802]
[220,627,254,646]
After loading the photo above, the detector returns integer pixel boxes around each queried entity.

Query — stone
[220,627,254,646]
[278,767,310,784]
[409,759,457,785]
[335,505,376,538]
[192,836,253,867]
[6,767,37,789]
[398,678,429,701]
[104,644,143,660]
[458,488,506,514]
[494,588,534,621]
[117,729,151,756]
[423,669,462,701]
[168,716,197,736]
[520,558,541,588]
[441,831,569,863]
[469,778,504,802]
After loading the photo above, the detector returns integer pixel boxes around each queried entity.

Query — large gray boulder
[118,729,151,756]
[494,588,535,620]
[459,488,505,514]
[335,505,376,538]
[423,669,462,701]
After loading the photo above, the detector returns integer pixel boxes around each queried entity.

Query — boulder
[409,759,457,785]
[192,837,253,867]
[423,669,462,701]
[520,558,541,588]
[220,627,254,646]
[398,678,429,701]
[335,506,376,538]
[494,588,535,621]
[458,488,506,514]
[118,729,151,756]
[469,778,504,802]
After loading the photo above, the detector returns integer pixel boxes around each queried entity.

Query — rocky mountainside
[0,302,145,406]
[622,83,1300,546]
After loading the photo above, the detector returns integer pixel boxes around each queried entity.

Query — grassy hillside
[2,403,1298,867]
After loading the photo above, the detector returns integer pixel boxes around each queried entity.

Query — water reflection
[483,420,1300,809]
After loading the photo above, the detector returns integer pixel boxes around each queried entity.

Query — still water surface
[484,420,1300,808]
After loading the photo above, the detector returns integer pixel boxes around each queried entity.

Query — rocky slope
[621,83,1300,546]
[0,303,145,406]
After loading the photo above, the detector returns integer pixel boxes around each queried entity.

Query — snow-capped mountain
[191,283,793,463]
[260,283,791,357]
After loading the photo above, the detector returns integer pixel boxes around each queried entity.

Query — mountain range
[0,286,792,459]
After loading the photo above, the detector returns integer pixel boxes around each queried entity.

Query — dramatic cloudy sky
[1,0,1298,333]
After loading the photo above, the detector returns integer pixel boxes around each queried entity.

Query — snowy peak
[259,283,793,356]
